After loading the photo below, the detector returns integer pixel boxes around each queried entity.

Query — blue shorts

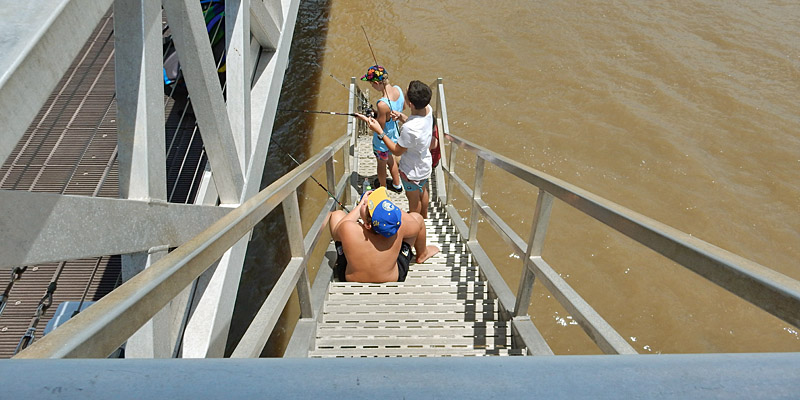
[400,172,428,193]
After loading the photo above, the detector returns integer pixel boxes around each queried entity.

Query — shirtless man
[329,187,440,283]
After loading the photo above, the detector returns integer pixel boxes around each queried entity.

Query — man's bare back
[329,188,439,283]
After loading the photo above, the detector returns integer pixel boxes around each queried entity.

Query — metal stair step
[317,326,510,338]
[315,336,512,349]
[317,320,508,331]
[328,294,489,303]
[309,347,525,358]
[321,312,500,323]
[324,299,498,313]
[328,282,486,292]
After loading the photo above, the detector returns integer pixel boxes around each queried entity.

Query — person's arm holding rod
[355,113,407,156]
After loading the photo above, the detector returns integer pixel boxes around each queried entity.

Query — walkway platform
[308,135,524,357]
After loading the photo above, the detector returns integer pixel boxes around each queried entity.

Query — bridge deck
[308,135,524,357]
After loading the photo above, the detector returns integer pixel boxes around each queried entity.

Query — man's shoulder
[337,220,363,237]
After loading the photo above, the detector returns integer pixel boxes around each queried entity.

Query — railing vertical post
[514,190,554,317]
[468,158,486,242]
[434,78,449,203]
[445,138,458,208]
[326,156,336,207]
[342,139,352,207]
[438,78,454,205]
[282,191,313,318]
[346,77,360,206]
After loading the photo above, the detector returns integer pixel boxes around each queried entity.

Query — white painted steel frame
[250,0,282,50]
[180,0,302,358]
[225,0,252,174]
[13,135,352,359]
[162,0,244,204]
[115,0,166,202]
[0,0,301,359]
[114,0,172,358]
[0,190,230,268]
[436,80,800,353]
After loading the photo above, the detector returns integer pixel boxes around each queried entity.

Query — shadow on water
[224,0,332,357]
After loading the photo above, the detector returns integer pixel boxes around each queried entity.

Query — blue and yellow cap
[366,187,401,237]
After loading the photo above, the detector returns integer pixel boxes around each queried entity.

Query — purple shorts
[373,150,390,161]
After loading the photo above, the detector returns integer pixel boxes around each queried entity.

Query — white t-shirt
[398,105,433,181]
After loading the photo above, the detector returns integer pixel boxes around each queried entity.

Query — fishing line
[284,61,378,118]
[271,139,350,212]
[311,60,370,106]
[278,108,357,117]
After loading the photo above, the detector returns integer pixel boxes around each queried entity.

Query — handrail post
[514,190,554,317]
[346,77,361,206]
[438,78,454,205]
[343,117,353,208]
[434,78,449,203]
[445,136,458,208]
[282,191,312,319]
[468,158,485,242]
[326,157,336,208]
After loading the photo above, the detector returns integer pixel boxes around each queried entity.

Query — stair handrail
[433,79,800,355]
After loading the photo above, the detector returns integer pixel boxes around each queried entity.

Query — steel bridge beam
[0,190,230,268]
[3,354,799,399]
[162,0,244,204]
[180,0,301,358]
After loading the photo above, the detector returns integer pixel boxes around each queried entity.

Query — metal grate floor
[309,135,523,357]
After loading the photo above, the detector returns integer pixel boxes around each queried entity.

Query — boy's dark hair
[406,80,432,109]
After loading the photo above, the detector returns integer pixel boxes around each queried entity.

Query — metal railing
[431,78,800,355]
[13,82,368,359]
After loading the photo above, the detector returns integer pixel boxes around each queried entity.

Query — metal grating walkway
[308,135,524,357]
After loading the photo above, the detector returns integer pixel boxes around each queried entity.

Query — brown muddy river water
[233,0,800,355]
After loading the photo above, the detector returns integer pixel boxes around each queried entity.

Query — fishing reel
[359,104,377,119]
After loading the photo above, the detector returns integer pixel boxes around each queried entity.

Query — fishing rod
[284,59,382,118]
[360,25,388,104]
[279,108,356,117]
[360,26,401,128]
[311,60,370,106]
[271,139,350,212]
[361,25,381,72]
[278,107,376,118]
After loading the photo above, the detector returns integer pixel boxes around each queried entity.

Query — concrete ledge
[2,353,798,399]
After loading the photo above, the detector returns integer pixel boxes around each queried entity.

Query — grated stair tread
[310,348,525,358]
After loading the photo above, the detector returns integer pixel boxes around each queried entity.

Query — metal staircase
[311,203,522,357]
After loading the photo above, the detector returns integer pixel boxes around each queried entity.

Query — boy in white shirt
[356,81,434,218]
